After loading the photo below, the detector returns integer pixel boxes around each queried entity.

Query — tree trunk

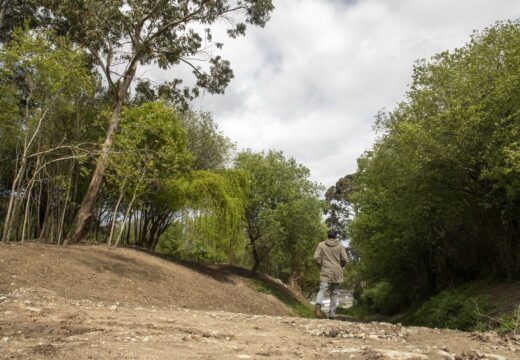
[251,238,261,275]
[57,167,73,246]
[39,186,51,241]
[125,211,132,245]
[67,63,136,243]
[115,185,139,247]
[21,177,35,243]
[35,178,43,238]
[108,179,126,246]
[1,155,27,242]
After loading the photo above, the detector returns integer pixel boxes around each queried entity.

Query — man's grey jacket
[313,238,348,283]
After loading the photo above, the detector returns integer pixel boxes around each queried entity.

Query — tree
[40,0,275,243]
[158,169,248,262]
[235,150,323,275]
[179,110,235,171]
[0,0,47,43]
[348,21,520,311]
[104,101,190,248]
[0,29,95,242]
[102,103,241,254]
[324,174,354,239]
[272,196,325,290]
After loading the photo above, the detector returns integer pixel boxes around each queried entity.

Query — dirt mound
[0,243,292,316]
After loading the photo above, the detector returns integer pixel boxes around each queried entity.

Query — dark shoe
[329,316,335,320]
[315,304,322,319]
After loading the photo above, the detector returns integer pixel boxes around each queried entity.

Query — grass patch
[494,306,520,334]
[249,278,314,318]
[335,304,370,318]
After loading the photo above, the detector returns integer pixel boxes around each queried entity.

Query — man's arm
[313,244,322,267]
[340,246,348,268]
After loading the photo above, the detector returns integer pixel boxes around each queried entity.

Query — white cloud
[179,0,520,187]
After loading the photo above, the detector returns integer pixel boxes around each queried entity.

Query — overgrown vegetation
[329,21,520,321]
[409,290,492,331]
[493,306,520,334]
[235,150,325,289]
[0,3,326,296]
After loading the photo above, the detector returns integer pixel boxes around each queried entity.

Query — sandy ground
[1,287,519,360]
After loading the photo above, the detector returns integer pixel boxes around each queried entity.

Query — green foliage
[44,0,274,108]
[347,21,520,311]
[324,174,354,239]
[266,196,326,290]
[0,1,50,43]
[235,150,324,290]
[33,0,275,243]
[157,169,248,262]
[0,28,99,242]
[111,102,191,187]
[0,28,94,143]
[179,111,235,171]
[494,307,520,334]
[361,281,403,315]
[106,105,241,251]
[411,290,492,331]
[335,305,371,318]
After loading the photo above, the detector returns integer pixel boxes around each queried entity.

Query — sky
[147,0,520,188]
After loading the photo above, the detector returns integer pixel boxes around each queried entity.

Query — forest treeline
[0,1,330,292]
[329,21,520,314]
[4,2,520,312]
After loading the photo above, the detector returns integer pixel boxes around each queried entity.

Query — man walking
[313,229,348,319]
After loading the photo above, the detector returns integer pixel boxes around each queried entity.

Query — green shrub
[495,307,520,334]
[412,290,491,331]
[336,305,371,318]
[361,281,403,315]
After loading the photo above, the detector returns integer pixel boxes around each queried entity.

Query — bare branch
[90,47,117,93]
[147,5,206,43]
[26,143,96,159]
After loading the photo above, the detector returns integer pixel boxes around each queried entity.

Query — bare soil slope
[0,243,291,316]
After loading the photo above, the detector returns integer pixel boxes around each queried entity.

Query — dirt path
[1,287,518,360]
[1,244,519,359]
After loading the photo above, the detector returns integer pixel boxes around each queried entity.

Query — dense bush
[361,281,403,315]
[411,290,491,331]
[348,21,520,310]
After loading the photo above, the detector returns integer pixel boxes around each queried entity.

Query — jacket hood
[325,238,340,247]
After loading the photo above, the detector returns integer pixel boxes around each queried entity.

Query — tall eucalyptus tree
[39,0,274,242]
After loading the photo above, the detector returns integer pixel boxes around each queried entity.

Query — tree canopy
[235,150,324,279]
[0,29,96,243]
[346,21,520,313]
[14,0,276,243]
[0,3,338,298]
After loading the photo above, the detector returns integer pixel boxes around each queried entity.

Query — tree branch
[90,47,117,93]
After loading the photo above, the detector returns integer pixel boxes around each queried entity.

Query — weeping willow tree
[157,170,248,263]
[100,101,245,259]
